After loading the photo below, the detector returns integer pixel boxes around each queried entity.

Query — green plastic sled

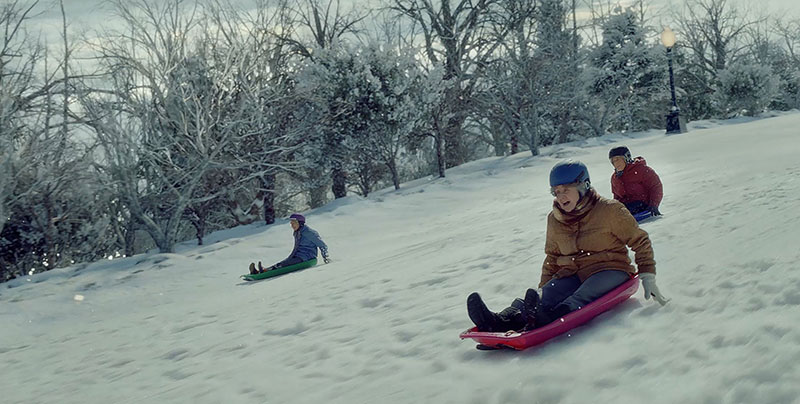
[241,258,317,281]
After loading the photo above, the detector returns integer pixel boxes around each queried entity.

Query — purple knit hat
[289,213,306,223]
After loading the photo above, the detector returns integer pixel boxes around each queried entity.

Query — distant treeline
[2,0,798,281]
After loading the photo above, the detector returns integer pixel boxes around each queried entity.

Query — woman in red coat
[609,146,663,216]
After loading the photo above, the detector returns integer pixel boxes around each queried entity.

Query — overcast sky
[31,0,800,35]
[22,0,800,59]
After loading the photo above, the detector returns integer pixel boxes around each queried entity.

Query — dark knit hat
[289,213,306,223]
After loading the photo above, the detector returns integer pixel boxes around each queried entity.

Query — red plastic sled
[460,275,640,350]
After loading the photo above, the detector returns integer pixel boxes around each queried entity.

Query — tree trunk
[331,166,347,198]
[526,109,540,156]
[308,184,327,209]
[388,159,400,190]
[194,219,205,246]
[357,178,370,197]
[528,133,539,156]
[307,166,328,208]
[435,134,446,178]
[154,232,173,253]
[186,207,206,246]
[124,224,136,257]
[42,193,60,269]
[490,119,507,156]
[555,110,571,145]
[261,174,276,225]
[444,114,466,168]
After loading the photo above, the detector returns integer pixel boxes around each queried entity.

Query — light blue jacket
[287,225,329,261]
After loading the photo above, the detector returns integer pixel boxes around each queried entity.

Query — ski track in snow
[2,112,800,404]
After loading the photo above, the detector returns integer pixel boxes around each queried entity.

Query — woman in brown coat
[467,160,668,332]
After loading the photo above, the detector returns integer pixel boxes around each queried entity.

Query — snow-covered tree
[0,0,42,244]
[391,0,510,173]
[362,45,445,191]
[0,76,19,244]
[716,62,779,116]
[274,0,369,202]
[665,0,762,120]
[1,0,116,279]
[203,1,313,224]
[299,43,445,194]
[296,46,375,196]
[472,0,537,156]
[533,0,582,145]
[583,8,667,133]
[84,0,259,251]
[768,18,800,111]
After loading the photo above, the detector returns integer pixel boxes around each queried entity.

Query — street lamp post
[661,27,686,134]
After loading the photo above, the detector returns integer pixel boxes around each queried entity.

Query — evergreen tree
[532,0,580,146]
[586,8,667,133]
[716,62,779,116]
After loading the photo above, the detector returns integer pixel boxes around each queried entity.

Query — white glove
[639,273,669,306]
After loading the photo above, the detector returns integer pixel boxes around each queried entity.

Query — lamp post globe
[661,27,676,48]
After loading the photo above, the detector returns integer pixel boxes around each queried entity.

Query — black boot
[535,304,573,327]
[522,288,540,327]
[497,301,526,331]
[467,292,505,332]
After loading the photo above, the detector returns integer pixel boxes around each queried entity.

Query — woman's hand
[639,273,669,306]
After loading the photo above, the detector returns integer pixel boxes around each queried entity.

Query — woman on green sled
[249,213,330,274]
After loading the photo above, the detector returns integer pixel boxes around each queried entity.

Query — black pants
[624,201,649,215]
[540,271,630,312]
[497,271,630,330]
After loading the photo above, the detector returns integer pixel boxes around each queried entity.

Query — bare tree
[82,0,255,251]
[676,0,761,78]
[267,0,370,202]
[1,0,116,277]
[0,1,42,239]
[472,0,539,156]
[391,0,510,176]
[581,0,619,48]
[278,0,369,54]
[773,17,800,109]
[775,18,800,65]
[200,0,306,224]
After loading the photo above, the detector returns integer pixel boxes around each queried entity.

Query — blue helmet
[549,160,591,193]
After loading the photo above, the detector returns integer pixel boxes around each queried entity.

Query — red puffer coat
[610,157,663,208]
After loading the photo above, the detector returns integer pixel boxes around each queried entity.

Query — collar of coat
[615,156,648,177]
[552,188,601,225]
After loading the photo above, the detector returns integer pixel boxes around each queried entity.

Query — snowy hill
[3,112,800,404]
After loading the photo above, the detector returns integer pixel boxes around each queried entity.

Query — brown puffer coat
[539,188,656,288]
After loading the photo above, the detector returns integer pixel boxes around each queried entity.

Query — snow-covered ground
[3,112,800,404]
